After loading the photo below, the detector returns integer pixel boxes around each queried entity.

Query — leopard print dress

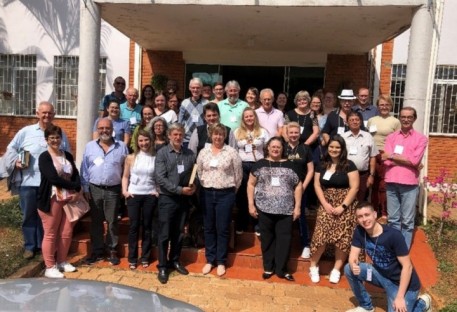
[310,187,358,255]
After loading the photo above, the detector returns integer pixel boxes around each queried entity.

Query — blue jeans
[386,183,419,249]
[201,187,236,265]
[19,186,43,252]
[344,263,425,312]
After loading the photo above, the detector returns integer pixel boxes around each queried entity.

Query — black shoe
[108,251,120,266]
[278,273,295,282]
[262,272,274,280]
[158,268,169,284]
[173,262,189,275]
[85,254,104,265]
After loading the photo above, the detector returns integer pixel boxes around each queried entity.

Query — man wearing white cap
[322,89,366,145]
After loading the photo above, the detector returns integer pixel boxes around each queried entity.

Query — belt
[203,187,235,192]
[90,183,121,189]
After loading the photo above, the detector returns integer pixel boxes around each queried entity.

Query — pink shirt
[384,129,428,185]
[256,107,284,137]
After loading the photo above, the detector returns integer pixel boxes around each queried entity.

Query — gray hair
[167,122,185,136]
[260,88,274,99]
[225,80,240,92]
[294,90,311,105]
[189,77,203,88]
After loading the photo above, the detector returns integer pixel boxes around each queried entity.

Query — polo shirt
[218,99,248,130]
[120,102,143,132]
[255,107,284,137]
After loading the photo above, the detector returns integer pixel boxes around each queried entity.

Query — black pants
[157,194,189,269]
[235,161,255,231]
[258,210,293,276]
[126,194,157,263]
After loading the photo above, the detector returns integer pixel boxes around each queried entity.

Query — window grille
[0,54,37,116]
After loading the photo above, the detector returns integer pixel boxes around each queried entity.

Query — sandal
[129,263,137,270]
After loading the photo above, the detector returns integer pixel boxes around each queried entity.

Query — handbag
[63,192,90,222]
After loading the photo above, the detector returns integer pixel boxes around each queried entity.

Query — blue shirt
[80,139,129,192]
[98,92,127,111]
[92,117,131,142]
[120,102,143,132]
[7,123,71,187]
[178,97,208,142]
[353,104,379,123]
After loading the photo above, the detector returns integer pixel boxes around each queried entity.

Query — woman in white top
[153,92,178,124]
[233,107,270,234]
[122,130,158,269]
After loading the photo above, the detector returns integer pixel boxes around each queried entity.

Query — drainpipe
[133,43,142,90]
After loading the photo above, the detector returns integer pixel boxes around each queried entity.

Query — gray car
[0,278,203,311]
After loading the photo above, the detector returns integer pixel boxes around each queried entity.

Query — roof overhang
[96,0,424,66]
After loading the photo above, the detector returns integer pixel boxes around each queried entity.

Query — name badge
[363,120,368,128]
[349,146,358,155]
[367,267,373,282]
[93,157,104,167]
[300,126,304,134]
[62,163,72,174]
[394,145,404,155]
[244,144,253,153]
[209,159,218,168]
[112,130,116,138]
[130,117,137,125]
[323,171,333,181]
[271,177,280,186]
[192,115,199,122]
[369,125,377,133]
[177,164,185,174]
[337,127,345,135]
[230,115,237,123]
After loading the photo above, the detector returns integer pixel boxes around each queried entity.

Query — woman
[233,107,270,234]
[247,137,302,281]
[122,130,158,269]
[153,92,177,124]
[284,91,319,149]
[245,87,260,109]
[284,122,314,259]
[310,95,328,162]
[37,125,82,278]
[139,85,155,107]
[167,94,180,115]
[274,92,289,114]
[323,90,337,115]
[148,116,169,152]
[130,105,155,152]
[197,123,242,277]
[367,95,401,222]
[309,135,359,284]
[93,99,131,145]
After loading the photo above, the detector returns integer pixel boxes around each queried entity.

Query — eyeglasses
[154,124,164,129]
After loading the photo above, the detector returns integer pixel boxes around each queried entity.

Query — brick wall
[379,40,394,95]
[428,136,457,179]
[324,53,371,93]
[0,116,77,156]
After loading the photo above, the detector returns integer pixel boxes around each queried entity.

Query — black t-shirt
[352,225,421,291]
[285,110,317,147]
[284,144,312,181]
[322,110,366,137]
[317,160,357,188]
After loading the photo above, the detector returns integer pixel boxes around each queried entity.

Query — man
[166,79,179,98]
[188,102,236,155]
[154,123,197,284]
[382,107,427,249]
[218,80,248,130]
[256,88,284,137]
[342,111,378,202]
[202,83,213,101]
[178,77,208,147]
[344,202,431,312]
[352,87,379,127]
[120,87,142,132]
[7,102,71,259]
[80,118,129,265]
[212,82,225,103]
[98,76,127,117]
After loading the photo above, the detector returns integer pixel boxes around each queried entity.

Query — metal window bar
[53,56,107,118]
[391,64,457,135]
[0,54,36,116]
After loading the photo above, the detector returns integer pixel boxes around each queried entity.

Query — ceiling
[97,1,421,66]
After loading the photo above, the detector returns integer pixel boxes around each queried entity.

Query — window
[0,54,37,116]
[391,64,457,134]
[54,56,107,117]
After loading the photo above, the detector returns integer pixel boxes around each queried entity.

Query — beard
[99,133,112,142]
[228,96,239,104]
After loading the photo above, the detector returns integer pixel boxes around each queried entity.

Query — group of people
[4,76,431,311]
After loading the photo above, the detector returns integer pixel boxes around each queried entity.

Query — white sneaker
[345,307,374,312]
[57,261,76,273]
[419,293,432,312]
[309,266,320,283]
[301,247,311,259]
[329,268,341,284]
[45,266,64,279]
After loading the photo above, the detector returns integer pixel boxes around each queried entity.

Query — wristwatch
[342,204,348,210]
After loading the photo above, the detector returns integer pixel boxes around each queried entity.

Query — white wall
[0,0,129,103]
[393,0,457,65]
